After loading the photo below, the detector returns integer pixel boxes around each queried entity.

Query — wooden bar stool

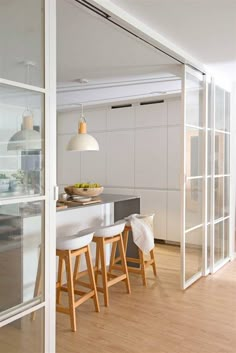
[56,229,100,332]
[93,221,131,307]
[110,214,157,286]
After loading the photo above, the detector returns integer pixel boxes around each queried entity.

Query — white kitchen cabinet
[57,134,81,185]
[135,101,167,127]
[107,130,134,187]
[107,106,135,130]
[135,127,167,189]
[135,189,167,240]
[81,132,107,185]
[168,126,181,190]
[167,191,181,242]
[167,99,181,125]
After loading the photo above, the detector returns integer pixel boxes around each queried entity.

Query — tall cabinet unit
[57,96,182,243]
[0,1,56,353]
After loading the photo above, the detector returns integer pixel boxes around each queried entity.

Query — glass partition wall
[181,66,231,289]
[0,1,56,353]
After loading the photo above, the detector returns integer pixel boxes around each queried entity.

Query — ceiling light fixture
[67,103,99,152]
[7,62,41,151]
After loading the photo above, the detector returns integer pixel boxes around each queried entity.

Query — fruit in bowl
[71,182,104,197]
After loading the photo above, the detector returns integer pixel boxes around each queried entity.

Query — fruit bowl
[72,186,104,197]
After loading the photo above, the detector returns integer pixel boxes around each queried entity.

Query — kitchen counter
[56,193,140,271]
[56,193,139,212]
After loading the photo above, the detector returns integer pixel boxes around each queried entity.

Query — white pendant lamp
[7,62,41,151]
[67,104,99,152]
[7,110,41,151]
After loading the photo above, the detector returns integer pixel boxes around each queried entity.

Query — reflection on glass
[207,177,212,223]
[215,86,225,131]
[224,134,230,174]
[185,227,202,282]
[208,83,212,129]
[0,308,44,353]
[214,221,223,264]
[186,128,203,177]
[225,91,230,132]
[224,176,230,217]
[0,0,45,88]
[224,219,229,259]
[0,201,44,319]
[186,73,203,127]
[214,177,224,220]
[207,130,212,175]
[207,224,211,270]
[215,132,225,175]
[185,179,203,230]
[0,84,45,198]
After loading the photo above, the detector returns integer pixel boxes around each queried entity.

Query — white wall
[57,97,182,241]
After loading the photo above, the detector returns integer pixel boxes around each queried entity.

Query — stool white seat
[93,221,125,238]
[92,221,131,307]
[56,229,94,250]
[56,229,100,332]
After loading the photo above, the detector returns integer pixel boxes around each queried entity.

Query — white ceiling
[57,0,183,105]
[57,0,180,85]
[109,0,236,85]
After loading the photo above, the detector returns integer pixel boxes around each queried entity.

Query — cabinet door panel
[107,131,134,187]
[57,134,81,185]
[167,191,181,242]
[135,127,167,188]
[168,126,181,189]
[107,106,135,130]
[81,132,107,185]
[134,189,167,240]
[135,102,167,127]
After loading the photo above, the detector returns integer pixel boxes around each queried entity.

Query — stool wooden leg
[95,241,100,285]
[56,256,64,305]
[99,238,109,307]
[73,254,81,282]
[109,242,117,272]
[123,229,129,254]
[150,248,157,277]
[65,251,76,332]
[118,234,131,294]
[139,249,147,287]
[85,246,100,313]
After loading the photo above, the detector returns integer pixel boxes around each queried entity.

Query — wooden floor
[56,244,236,353]
[0,244,235,353]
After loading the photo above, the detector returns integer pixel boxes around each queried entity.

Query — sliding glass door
[210,83,231,273]
[181,65,206,289]
[0,1,56,352]
[181,66,231,289]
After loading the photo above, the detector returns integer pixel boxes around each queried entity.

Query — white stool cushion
[56,229,94,251]
[94,220,125,238]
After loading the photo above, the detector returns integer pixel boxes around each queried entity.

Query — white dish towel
[126,214,155,254]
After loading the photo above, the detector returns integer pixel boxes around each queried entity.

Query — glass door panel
[0,84,45,199]
[211,84,231,273]
[181,65,205,289]
[0,0,45,87]
[0,308,44,353]
[0,201,44,320]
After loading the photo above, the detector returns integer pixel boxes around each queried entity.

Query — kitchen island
[56,194,140,269]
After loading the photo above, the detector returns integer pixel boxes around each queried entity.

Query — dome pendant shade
[67,120,99,152]
[7,114,41,151]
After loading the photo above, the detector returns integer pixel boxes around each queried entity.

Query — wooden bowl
[64,185,74,195]
[72,186,104,197]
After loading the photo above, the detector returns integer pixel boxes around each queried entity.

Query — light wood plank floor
[56,244,236,353]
